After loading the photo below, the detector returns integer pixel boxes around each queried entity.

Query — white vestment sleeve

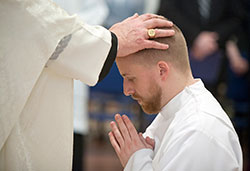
[46,22,112,86]
[124,149,154,171]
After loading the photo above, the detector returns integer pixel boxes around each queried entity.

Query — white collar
[159,79,205,119]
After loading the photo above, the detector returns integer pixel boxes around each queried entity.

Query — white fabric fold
[0,0,112,170]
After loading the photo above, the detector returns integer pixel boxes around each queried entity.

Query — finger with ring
[148,29,156,38]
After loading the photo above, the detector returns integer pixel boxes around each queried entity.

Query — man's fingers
[139,13,163,21]
[138,133,155,150]
[152,29,175,39]
[115,114,131,140]
[144,18,173,29]
[138,133,147,147]
[110,121,124,147]
[109,131,121,154]
[122,115,138,138]
[142,40,169,50]
[146,136,155,150]
[127,13,139,21]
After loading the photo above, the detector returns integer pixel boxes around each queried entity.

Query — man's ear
[157,61,169,81]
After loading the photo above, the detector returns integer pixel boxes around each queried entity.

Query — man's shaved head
[120,24,191,75]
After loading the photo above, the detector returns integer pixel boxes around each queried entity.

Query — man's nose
[123,82,134,96]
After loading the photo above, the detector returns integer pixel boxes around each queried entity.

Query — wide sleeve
[124,149,154,171]
[46,20,117,86]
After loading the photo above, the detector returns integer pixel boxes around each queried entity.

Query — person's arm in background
[191,0,245,59]
[226,40,249,75]
[158,0,208,59]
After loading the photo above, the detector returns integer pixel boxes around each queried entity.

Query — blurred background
[53,0,249,170]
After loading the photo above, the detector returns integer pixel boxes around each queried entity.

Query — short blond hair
[134,24,191,74]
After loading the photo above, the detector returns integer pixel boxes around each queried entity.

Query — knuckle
[154,29,159,36]
[136,38,144,44]
[143,13,151,18]
[145,41,154,48]
[132,138,137,145]
[128,124,134,132]
[130,29,138,36]
[152,19,158,25]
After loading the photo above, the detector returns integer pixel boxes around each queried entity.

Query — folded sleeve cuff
[124,148,154,171]
[98,32,118,82]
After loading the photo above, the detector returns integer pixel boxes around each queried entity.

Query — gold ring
[147,29,156,38]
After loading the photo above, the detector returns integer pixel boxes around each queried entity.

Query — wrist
[110,31,119,55]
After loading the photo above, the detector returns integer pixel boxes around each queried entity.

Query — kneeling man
[109,24,243,171]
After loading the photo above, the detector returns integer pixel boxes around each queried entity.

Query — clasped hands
[109,114,155,167]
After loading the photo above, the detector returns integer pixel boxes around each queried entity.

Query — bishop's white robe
[0,0,117,170]
[125,80,243,171]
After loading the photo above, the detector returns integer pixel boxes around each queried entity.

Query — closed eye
[127,77,135,82]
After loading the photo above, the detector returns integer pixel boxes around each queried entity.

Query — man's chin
[141,104,160,115]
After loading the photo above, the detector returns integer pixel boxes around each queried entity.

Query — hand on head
[109,13,175,57]
[108,114,155,167]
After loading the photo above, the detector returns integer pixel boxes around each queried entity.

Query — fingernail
[134,13,139,17]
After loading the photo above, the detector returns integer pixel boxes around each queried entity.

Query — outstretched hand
[109,114,155,167]
[109,13,175,57]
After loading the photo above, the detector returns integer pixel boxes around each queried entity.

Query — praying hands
[108,114,155,167]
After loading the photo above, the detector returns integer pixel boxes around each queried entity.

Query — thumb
[145,136,155,150]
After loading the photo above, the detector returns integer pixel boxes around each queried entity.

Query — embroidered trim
[49,34,72,60]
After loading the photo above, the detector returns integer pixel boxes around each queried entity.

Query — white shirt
[125,79,242,171]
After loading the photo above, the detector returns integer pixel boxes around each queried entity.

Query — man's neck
[160,72,195,109]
